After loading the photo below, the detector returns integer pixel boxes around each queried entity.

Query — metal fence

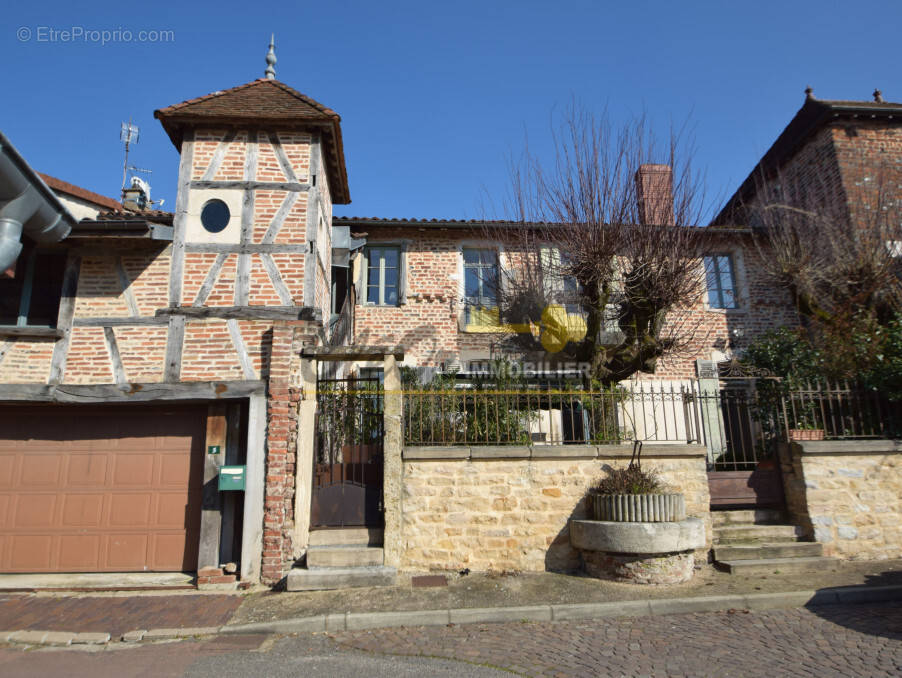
[783,382,902,440]
[401,381,900,470]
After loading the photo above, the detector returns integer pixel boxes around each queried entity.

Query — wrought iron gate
[700,384,785,509]
[310,376,384,528]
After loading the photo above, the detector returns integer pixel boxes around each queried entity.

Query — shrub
[589,465,663,495]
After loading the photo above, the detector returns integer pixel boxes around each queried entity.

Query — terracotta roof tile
[93,209,174,225]
[154,78,349,204]
[38,173,122,211]
[154,78,339,121]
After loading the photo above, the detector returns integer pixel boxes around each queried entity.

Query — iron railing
[402,383,771,456]
[401,380,901,470]
[782,381,902,440]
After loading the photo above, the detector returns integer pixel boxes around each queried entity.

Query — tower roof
[713,91,902,225]
[154,78,350,203]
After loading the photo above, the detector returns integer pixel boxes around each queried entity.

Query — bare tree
[748,154,902,336]
[479,104,713,385]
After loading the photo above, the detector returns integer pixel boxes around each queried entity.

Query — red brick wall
[260,321,317,584]
[353,227,796,380]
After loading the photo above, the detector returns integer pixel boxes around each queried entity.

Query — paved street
[0,601,900,677]
[0,593,241,637]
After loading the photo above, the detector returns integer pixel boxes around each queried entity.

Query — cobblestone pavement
[0,593,242,636]
[331,602,902,677]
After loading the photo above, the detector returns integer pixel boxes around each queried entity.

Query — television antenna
[120,119,140,190]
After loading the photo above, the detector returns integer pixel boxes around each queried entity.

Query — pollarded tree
[480,105,714,385]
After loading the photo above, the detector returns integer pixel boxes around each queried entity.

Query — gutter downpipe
[0,130,76,271]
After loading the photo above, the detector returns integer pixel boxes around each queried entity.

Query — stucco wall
[397,444,710,573]
[781,440,902,560]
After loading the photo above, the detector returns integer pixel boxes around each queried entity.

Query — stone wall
[781,440,902,560]
[397,444,710,573]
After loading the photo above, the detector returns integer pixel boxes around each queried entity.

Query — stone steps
[711,509,785,526]
[308,528,383,547]
[286,566,397,592]
[714,524,805,544]
[713,541,824,562]
[716,556,835,576]
[289,528,395,591]
[306,545,384,568]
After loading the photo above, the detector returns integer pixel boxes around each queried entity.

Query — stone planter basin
[570,517,705,555]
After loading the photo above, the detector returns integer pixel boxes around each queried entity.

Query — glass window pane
[382,248,399,268]
[367,285,379,304]
[385,287,398,305]
[463,249,480,265]
[383,266,399,290]
[721,288,735,308]
[465,268,480,298]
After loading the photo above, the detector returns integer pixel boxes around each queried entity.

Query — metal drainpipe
[0,130,75,271]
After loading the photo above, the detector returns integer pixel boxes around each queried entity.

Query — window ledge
[0,326,63,339]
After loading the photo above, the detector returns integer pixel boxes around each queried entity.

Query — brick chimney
[635,164,674,226]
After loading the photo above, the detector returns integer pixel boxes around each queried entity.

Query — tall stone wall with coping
[395,444,710,573]
[780,440,902,560]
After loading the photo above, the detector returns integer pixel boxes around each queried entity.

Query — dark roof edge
[713,97,902,225]
[333,216,751,235]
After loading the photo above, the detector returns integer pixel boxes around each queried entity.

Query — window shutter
[399,241,409,305]
[353,250,366,303]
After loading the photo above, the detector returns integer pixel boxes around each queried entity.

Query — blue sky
[3,0,900,221]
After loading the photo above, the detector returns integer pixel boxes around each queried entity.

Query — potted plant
[585,458,685,522]
[570,444,704,585]
[788,419,825,441]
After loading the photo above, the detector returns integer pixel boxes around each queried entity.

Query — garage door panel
[10,535,53,570]
[13,494,57,528]
[66,454,109,487]
[109,493,152,528]
[154,533,193,570]
[155,492,193,528]
[0,406,205,573]
[160,453,194,487]
[20,454,62,487]
[59,535,101,570]
[61,494,105,527]
[0,455,15,488]
[107,533,149,570]
[112,454,156,486]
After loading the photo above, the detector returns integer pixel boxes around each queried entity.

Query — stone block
[73,632,111,645]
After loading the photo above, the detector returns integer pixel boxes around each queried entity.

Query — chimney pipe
[635,164,674,226]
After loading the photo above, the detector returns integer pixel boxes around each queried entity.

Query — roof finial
[874,88,884,103]
[264,34,276,80]
[805,86,814,100]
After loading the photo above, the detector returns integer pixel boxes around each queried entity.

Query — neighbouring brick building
[0,68,899,586]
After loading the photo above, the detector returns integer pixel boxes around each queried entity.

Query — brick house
[0,72,899,586]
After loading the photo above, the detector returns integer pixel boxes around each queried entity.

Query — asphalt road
[0,602,899,677]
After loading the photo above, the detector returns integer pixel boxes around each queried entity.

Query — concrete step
[711,509,785,526]
[714,541,824,562]
[286,566,396,592]
[306,545,384,568]
[308,528,384,547]
[713,524,805,544]
[717,556,835,576]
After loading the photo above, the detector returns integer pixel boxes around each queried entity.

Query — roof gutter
[0,130,76,271]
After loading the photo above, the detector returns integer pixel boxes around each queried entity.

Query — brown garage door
[0,406,206,573]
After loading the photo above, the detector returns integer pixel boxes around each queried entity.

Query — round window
[200,199,230,233]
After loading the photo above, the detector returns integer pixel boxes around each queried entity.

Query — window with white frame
[463,247,499,323]
[365,246,400,306]
[704,254,738,309]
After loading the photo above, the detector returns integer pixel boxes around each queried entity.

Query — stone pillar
[293,356,317,559]
[382,353,403,568]
[696,359,725,468]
